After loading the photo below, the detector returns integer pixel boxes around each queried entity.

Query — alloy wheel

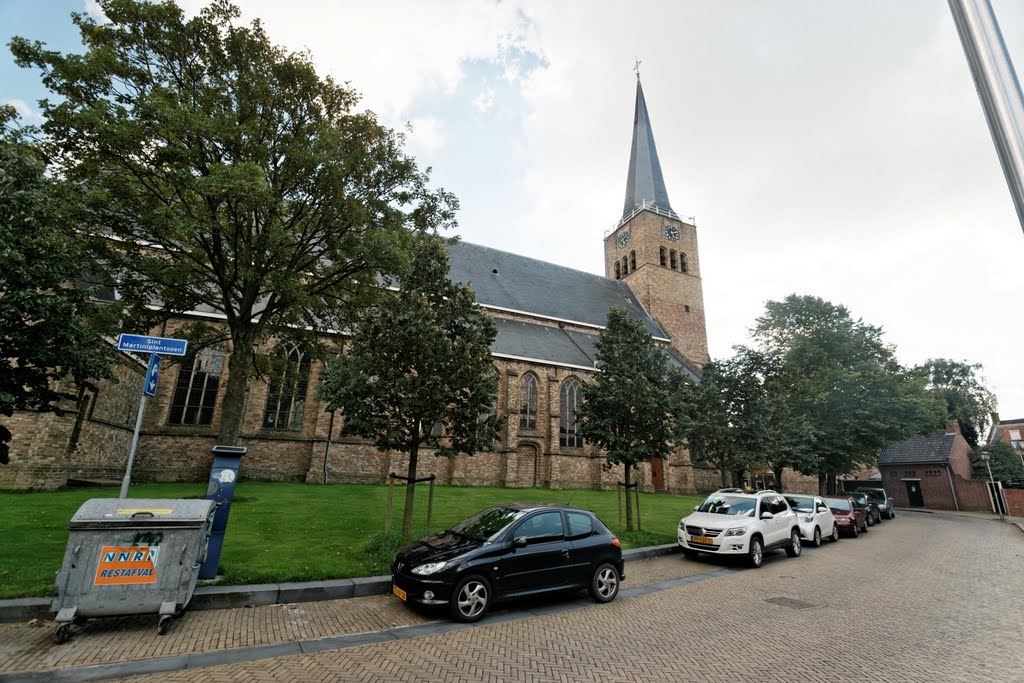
[457,580,488,619]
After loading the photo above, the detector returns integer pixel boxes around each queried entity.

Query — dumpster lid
[69,498,216,526]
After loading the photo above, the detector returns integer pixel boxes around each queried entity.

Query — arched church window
[559,378,583,448]
[630,251,636,271]
[169,347,225,426]
[263,343,311,431]
[519,373,538,430]
[614,262,621,280]
[670,250,677,270]
[680,252,688,273]
[659,247,667,267]
[622,256,628,275]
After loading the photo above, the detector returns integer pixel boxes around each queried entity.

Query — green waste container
[51,498,216,642]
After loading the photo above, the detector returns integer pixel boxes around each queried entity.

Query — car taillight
[611,537,621,548]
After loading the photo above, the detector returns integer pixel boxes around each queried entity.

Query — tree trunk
[217,327,257,446]
[773,466,785,493]
[818,473,827,496]
[402,438,420,535]
[624,466,634,532]
[733,468,745,489]
[719,459,730,488]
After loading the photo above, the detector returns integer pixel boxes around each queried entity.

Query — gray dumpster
[51,498,216,642]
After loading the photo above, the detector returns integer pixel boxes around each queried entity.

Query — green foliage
[10,0,457,445]
[0,107,117,465]
[973,442,1024,483]
[317,236,498,533]
[577,308,681,530]
[918,358,996,447]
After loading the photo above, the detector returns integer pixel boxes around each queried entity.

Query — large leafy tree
[918,358,996,447]
[11,0,456,446]
[751,295,944,493]
[317,237,498,534]
[973,442,1024,483]
[576,307,681,531]
[0,107,117,465]
[676,354,768,490]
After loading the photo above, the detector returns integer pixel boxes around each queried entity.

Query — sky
[3,0,1023,421]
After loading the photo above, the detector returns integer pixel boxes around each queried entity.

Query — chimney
[945,419,961,435]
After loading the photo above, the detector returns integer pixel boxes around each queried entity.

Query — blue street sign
[117,333,188,356]
[144,354,162,397]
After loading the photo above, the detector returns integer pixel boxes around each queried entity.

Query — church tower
[604,76,709,366]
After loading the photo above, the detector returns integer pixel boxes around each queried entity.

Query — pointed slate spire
[621,78,677,224]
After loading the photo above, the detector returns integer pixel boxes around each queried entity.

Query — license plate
[691,536,714,545]
[393,584,407,601]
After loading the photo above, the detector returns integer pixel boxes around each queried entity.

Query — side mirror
[694,505,700,511]
[512,536,528,549]
[817,506,828,512]
[760,511,774,520]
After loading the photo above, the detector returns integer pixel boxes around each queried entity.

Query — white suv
[678,490,802,568]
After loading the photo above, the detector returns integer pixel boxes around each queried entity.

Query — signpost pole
[120,393,148,499]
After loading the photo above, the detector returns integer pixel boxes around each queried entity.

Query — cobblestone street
[3,511,1023,682]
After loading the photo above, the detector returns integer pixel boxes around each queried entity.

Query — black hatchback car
[391,503,624,623]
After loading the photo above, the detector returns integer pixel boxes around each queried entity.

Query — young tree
[317,237,498,535]
[0,107,117,465]
[918,358,997,447]
[11,0,456,447]
[576,307,681,531]
[973,442,1024,483]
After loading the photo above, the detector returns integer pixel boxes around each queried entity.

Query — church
[0,78,720,493]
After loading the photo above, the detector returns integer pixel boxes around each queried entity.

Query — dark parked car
[847,491,881,526]
[824,496,867,537]
[391,503,624,623]
[856,487,895,519]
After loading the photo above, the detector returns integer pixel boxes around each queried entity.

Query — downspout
[945,464,961,511]
[322,410,336,484]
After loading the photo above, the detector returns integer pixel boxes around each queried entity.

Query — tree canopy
[11,0,456,445]
[577,307,681,530]
[317,236,498,534]
[918,358,997,447]
[973,441,1024,483]
[0,106,117,465]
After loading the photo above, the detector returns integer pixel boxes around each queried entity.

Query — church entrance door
[652,457,666,491]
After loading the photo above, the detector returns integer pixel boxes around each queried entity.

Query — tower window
[659,247,666,267]
[680,252,688,273]
[614,262,621,279]
[670,250,677,270]
[630,250,636,271]
[622,256,628,275]
[684,305,691,313]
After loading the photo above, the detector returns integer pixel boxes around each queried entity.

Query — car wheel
[866,513,874,527]
[588,563,620,603]
[851,523,858,538]
[876,511,882,524]
[861,518,869,532]
[449,575,491,623]
[830,523,840,542]
[682,548,700,560]
[748,536,764,568]
[785,529,802,558]
[812,527,822,548]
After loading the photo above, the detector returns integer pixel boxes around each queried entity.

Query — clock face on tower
[664,225,680,241]
[617,231,631,248]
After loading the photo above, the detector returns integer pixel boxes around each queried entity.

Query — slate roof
[446,241,668,339]
[621,78,677,223]
[878,433,955,466]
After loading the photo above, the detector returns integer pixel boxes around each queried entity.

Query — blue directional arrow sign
[144,354,163,397]
[117,333,188,356]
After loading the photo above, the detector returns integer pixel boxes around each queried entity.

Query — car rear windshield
[859,490,885,502]
[785,496,814,512]
[824,498,852,511]
[696,496,756,517]
[451,507,528,542]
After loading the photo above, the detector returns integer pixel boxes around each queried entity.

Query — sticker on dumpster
[114,508,173,515]
[94,546,160,585]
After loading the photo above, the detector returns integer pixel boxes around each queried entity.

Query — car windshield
[696,495,756,517]
[859,490,885,503]
[785,496,814,513]
[824,498,852,512]
[451,506,528,542]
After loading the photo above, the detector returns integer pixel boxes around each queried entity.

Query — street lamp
[979,451,1006,522]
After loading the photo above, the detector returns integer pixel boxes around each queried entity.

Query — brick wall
[1004,488,1024,517]
[953,474,995,513]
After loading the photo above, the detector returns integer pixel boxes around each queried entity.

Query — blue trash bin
[198,445,246,579]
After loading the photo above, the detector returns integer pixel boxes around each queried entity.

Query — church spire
[620,77,677,224]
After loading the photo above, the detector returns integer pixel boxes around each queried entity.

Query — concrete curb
[0,544,680,625]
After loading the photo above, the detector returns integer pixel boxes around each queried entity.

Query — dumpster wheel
[54,623,71,644]
[158,613,175,636]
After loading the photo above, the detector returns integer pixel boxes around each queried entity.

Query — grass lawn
[0,481,702,599]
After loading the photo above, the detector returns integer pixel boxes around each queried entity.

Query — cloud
[405,116,444,155]
[472,86,496,113]
[3,99,43,123]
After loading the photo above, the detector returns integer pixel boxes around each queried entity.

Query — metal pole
[322,410,335,484]
[984,458,1006,521]
[119,393,148,498]
[949,0,1024,235]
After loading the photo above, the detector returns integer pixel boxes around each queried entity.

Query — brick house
[878,420,994,512]
[987,415,1024,463]
[2,77,724,493]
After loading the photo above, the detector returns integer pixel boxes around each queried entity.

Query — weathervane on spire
[633,59,641,79]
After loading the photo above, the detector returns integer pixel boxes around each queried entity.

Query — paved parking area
[3,511,1023,682]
